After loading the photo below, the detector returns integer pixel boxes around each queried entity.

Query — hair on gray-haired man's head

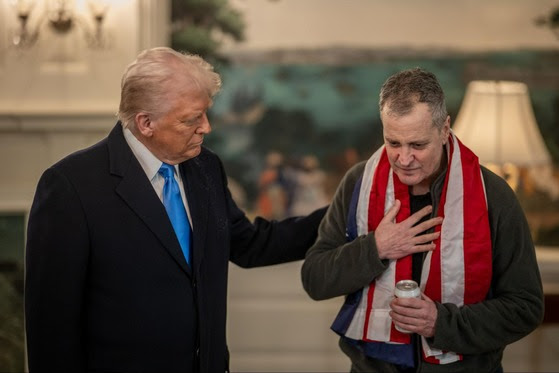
[379,67,448,129]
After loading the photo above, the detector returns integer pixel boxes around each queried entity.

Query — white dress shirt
[123,127,193,227]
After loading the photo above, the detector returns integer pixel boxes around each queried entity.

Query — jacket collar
[107,122,197,276]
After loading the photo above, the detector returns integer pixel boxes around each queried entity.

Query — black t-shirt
[410,192,432,283]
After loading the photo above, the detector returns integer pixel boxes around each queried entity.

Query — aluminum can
[394,280,420,333]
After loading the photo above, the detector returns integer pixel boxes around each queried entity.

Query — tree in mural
[171,0,245,63]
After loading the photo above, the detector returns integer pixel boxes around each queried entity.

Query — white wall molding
[138,0,171,51]
[0,113,117,132]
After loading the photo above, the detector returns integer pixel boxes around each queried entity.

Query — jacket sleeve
[430,168,544,354]
[218,156,327,268]
[301,162,389,300]
[25,167,89,372]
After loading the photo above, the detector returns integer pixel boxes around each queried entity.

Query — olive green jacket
[302,161,544,373]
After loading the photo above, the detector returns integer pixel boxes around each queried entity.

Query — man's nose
[199,114,212,134]
[398,148,414,166]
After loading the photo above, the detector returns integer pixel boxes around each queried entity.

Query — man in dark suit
[25,47,327,373]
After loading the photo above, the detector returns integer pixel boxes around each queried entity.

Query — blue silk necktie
[158,163,191,266]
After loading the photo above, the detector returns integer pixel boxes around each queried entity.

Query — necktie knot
[158,163,175,180]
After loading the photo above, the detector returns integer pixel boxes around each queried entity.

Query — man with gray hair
[302,67,543,372]
[25,47,326,372]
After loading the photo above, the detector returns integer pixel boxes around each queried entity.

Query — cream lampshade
[452,80,552,167]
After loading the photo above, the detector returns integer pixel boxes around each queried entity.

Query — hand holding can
[394,280,420,333]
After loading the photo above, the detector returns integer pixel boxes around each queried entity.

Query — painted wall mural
[205,49,559,245]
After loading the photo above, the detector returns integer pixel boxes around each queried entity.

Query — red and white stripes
[339,131,492,365]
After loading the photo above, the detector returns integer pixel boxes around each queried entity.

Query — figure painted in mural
[25,47,327,373]
[257,151,289,219]
[288,155,329,217]
[301,68,543,372]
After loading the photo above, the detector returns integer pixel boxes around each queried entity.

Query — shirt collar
[123,127,169,181]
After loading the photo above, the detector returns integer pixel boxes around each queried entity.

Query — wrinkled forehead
[382,102,440,134]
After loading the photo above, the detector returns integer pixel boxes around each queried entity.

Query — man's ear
[135,113,154,137]
[442,115,451,144]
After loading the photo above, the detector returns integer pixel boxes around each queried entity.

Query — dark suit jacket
[25,123,326,372]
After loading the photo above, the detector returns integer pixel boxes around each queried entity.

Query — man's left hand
[389,293,437,337]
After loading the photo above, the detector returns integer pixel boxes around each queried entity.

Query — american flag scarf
[331,131,492,365]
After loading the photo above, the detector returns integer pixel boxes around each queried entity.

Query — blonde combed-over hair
[118,47,222,128]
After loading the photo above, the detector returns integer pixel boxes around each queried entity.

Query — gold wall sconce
[9,0,110,49]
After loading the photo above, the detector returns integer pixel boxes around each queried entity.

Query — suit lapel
[107,123,191,276]
[180,156,209,276]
